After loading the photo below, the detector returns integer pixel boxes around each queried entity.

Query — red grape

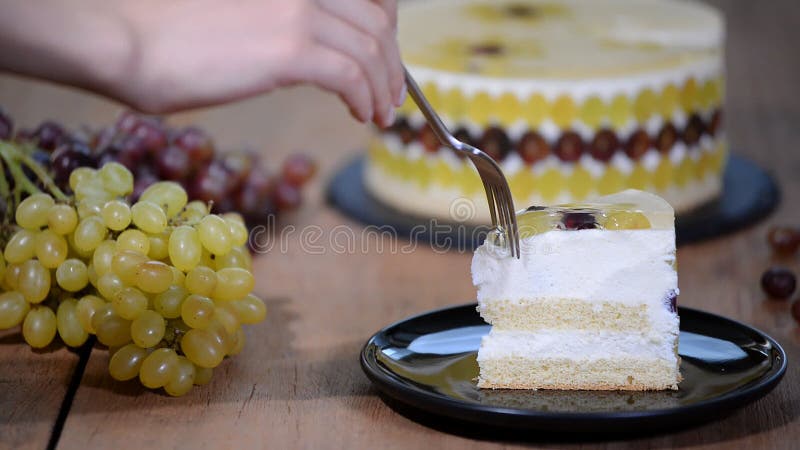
[175,127,213,163]
[32,121,66,151]
[132,168,159,201]
[554,131,584,162]
[282,154,316,187]
[479,127,511,162]
[132,119,167,154]
[761,267,797,299]
[273,181,301,211]
[767,226,800,255]
[156,145,191,180]
[51,141,94,184]
[113,135,148,170]
[191,160,235,202]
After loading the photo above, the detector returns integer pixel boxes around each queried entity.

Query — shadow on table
[71,295,374,406]
[370,377,799,448]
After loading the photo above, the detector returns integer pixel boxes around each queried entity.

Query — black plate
[328,154,779,249]
[361,304,787,434]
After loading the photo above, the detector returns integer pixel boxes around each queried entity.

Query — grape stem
[0,141,69,206]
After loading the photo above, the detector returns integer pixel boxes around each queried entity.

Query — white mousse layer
[477,329,678,362]
[472,229,677,307]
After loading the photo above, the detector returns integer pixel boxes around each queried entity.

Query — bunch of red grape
[0,108,316,229]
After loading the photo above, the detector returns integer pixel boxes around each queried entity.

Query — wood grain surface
[1,0,799,449]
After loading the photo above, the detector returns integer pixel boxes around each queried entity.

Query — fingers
[373,0,397,31]
[316,0,404,108]
[312,10,395,127]
[285,45,373,123]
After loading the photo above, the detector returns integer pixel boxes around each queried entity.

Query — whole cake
[366,0,726,223]
[472,190,680,390]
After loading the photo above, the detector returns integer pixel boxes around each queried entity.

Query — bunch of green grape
[0,162,266,396]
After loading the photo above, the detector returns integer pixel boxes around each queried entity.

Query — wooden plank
[0,331,84,450]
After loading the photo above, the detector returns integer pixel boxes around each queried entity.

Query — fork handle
[403,66,457,150]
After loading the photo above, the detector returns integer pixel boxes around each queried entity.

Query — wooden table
[1,1,799,449]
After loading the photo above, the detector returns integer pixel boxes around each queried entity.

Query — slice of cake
[472,189,680,390]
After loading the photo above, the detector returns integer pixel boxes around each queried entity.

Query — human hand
[0,0,405,127]
[123,0,404,126]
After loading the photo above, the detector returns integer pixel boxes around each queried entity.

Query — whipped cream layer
[472,229,677,307]
[478,328,678,362]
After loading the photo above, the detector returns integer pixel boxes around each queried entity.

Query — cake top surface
[399,0,723,79]
[486,189,675,248]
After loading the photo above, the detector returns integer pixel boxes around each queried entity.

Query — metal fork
[402,67,520,258]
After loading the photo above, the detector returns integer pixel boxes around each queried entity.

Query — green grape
[180,328,224,368]
[47,204,78,235]
[101,200,132,231]
[200,249,215,268]
[148,232,170,260]
[231,294,267,324]
[76,198,105,219]
[99,162,134,196]
[139,348,179,388]
[178,200,209,224]
[180,294,215,329]
[0,252,5,283]
[214,305,240,335]
[87,263,99,287]
[214,246,251,270]
[92,240,118,277]
[97,273,124,299]
[212,268,254,301]
[197,215,233,256]
[18,259,51,304]
[23,307,57,348]
[69,167,96,192]
[228,327,245,356]
[153,286,187,319]
[76,295,106,333]
[56,259,89,292]
[3,263,22,290]
[185,266,217,297]
[117,229,150,255]
[140,182,188,219]
[135,261,173,294]
[170,266,185,286]
[164,356,196,397]
[222,212,245,224]
[16,193,55,230]
[0,292,30,329]
[35,230,68,269]
[131,310,166,348]
[168,226,202,272]
[109,343,148,381]
[92,304,132,346]
[67,232,93,259]
[4,229,36,264]
[56,299,89,347]
[111,286,148,320]
[73,216,108,253]
[193,365,213,385]
[205,319,233,354]
[131,201,167,234]
[111,250,148,285]
[75,176,114,203]
[226,218,249,248]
